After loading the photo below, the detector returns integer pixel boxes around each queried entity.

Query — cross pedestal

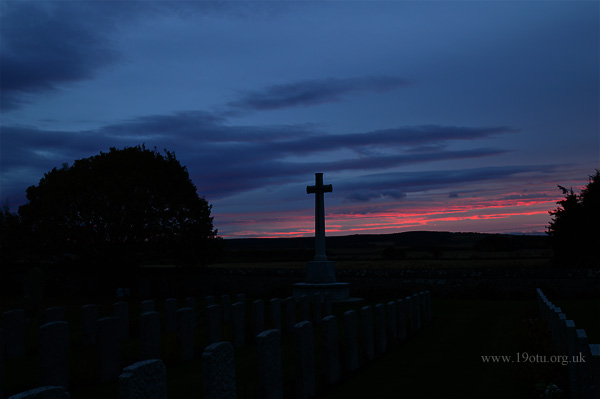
[293,173,350,301]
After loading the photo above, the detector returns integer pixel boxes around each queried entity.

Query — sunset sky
[1,1,598,238]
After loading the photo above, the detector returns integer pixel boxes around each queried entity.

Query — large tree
[547,170,599,268]
[19,146,218,267]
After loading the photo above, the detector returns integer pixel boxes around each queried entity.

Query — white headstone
[386,301,398,346]
[202,342,237,399]
[257,329,282,399]
[231,302,246,348]
[140,311,161,360]
[140,300,154,314]
[342,310,359,372]
[39,321,69,388]
[7,386,70,399]
[294,321,316,399]
[119,359,167,399]
[253,300,265,339]
[270,298,282,330]
[284,297,297,334]
[44,307,65,324]
[3,309,25,358]
[96,317,120,381]
[113,301,129,340]
[322,315,341,385]
[206,304,222,345]
[81,304,98,347]
[396,299,407,342]
[360,306,374,362]
[300,296,310,322]
[221,295,231,324]
[165,298,177,333]
[177,307,194,361]
[374,304,387,354]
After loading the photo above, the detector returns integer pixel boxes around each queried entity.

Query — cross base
[292,282,350,301]
[305,260,336,283]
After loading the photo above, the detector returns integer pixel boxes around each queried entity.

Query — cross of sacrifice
[306,172,333,261]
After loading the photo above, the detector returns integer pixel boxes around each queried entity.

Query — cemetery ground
[1,232,599,398]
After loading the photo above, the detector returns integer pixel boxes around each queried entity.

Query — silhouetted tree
[1,205,24,264]
[547,170,599,268]
[19,146,219,269]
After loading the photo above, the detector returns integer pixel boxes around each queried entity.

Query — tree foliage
[547,170,599,267]
[18,146,219,267]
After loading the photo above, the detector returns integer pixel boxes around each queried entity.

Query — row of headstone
[536,288,600,399]
[1,293,332,396]
[5,291,431,399]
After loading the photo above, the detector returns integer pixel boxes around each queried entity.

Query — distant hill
[221,231,550,262]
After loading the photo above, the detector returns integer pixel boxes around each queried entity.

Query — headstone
[323,292,332,316]
[576,329,590,398]
[202,342,236,399]
[374,304,387,354]
[404,296,414,335]
[119,359,167,399]
[39,321,69,388]
[270,298,282,330]
[140,300,154,314]
[564,320,578,399]
[284,297,296,334]
[176,307,194,361]
[588,344,600,399]
[294,321,316,399]
[556,313,567,355]
[81,304,98,347]
[221,295,231,324]
[184,297,197,328]
[322,315,341,385]
[386,301,398,346]
[360,306,374,362]
[235,293,245,304]
[140,311,161,360]
[206,305,222,345]
[424,290,432,322]
[205,296,216,307]
[113,302,129,340]
[312,294,322,325]
[231,302,246,348]
[44,307,65,324]
[342,310,359,372]
[396,299,407,342]
[165,298,177,333]
[257,329,282,399]
[253,300,265,339]
[96,317,120,381]
[3,309,25,358]
[300,296,310,322]
[7,386,70,399]
[412,294,421,332]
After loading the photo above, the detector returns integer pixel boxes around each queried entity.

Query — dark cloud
[337,165,559,196]
[501,193,550,200]
[228,76,409,111]
[0,106,518,203]
[0,2,123,110]
[346,189,407,203]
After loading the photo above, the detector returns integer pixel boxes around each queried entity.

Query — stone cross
[307,173,332,261]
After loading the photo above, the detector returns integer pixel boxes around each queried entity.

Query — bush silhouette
[18,146,219,268]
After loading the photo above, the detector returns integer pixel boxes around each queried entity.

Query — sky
[1,1,598,238]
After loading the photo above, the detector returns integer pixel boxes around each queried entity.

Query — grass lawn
[318,300,568,399]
